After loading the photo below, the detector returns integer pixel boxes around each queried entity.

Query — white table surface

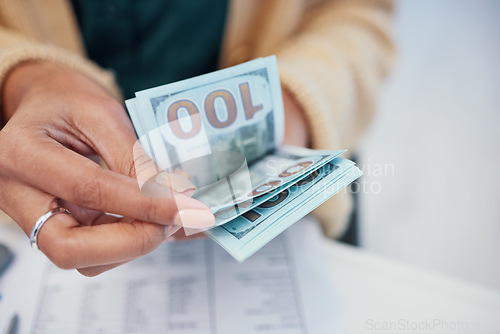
[1,217,499,334]
[323,240,500,333]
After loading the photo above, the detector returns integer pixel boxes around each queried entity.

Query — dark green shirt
[71,0,228,99]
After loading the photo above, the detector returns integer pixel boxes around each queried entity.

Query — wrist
[2,62,63,123]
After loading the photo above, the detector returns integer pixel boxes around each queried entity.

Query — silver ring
[30,207,71,253]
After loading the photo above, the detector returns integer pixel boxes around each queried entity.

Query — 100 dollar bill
[194,147,345,222]
[126,56,284,186]
[182,147,346,236]
[125,56,362,262]
[205,157,362,262]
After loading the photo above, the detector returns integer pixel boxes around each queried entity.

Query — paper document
[27,219,342,334]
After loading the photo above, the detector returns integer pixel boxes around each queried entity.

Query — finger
[4,137,210,227]
[47,219,167,269]
[0,180,172,269]
[71,104,195,196]
[59,200,131,227]
[76,225,180,277]
[87,112,198,196]
[70,99,139,176]
[0,177,61,236]
[132,141,196,195]
[154,172,196,197]
[77,261,130,277]
[59,200,103,226]
[170,230,207,242]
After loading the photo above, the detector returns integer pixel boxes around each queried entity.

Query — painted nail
[172,169,191,179]
[173,209,215,228]
[156,172,196,193]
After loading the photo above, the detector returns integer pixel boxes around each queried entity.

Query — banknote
[125,56,363,261]
[205,158,362,262]
[192,147,346,213]
[126,56,284,187]
[188,147,344,221]
[181,147,346,236]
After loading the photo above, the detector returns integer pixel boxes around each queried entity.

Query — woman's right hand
[0,62,214,276]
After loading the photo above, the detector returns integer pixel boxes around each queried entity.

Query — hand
[0,62,214,276]
[282,88,310,147]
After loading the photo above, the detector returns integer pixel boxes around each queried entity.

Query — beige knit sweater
[0,0,395,237]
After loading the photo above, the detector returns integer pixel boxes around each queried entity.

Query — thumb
[83,107,196,197]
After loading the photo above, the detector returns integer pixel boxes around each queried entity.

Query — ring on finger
[30,207,71,253]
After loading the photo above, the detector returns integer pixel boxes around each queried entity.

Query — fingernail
[156,172,196,193]
[173,169,191,179]
[174,209,215,228]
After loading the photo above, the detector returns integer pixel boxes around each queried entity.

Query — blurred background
[359,0,500,290]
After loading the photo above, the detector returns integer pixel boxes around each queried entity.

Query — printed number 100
[166,82,263,139]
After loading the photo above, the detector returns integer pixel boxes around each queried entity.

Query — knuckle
[135,224,161,257]
[72,176,103,208]
[97,96,123,113]
[86,96,123,120]
[123,158,136,179]
[142,197,175,224]
[72,95,120,124]
[44,238,76,270]
[142,198,161,223]
[51,254,75,270]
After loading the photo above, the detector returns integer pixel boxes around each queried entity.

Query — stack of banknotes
[125,56,362,262]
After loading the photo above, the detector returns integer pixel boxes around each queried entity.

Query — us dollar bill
[125,56,363,262]
[181,147,346,236]
[193,147,345,221]
[205,158,362,262]
[126,56,284,188]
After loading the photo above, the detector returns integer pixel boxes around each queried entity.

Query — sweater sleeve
[0,28,120,122]
[276,0,395,237]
